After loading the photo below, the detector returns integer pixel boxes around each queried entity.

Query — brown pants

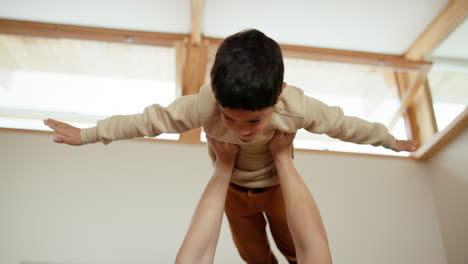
[225,183,297,264]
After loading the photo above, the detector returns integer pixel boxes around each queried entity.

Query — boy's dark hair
[210,29,284,111]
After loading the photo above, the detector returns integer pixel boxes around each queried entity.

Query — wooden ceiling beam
[178,39,207,144]
[394,72,417,140]
[206,37,432,71]
[190,0,204,45]
[393,71,438,148]
[405,0,468,60]
[282,44,432,71]
[398,0,467,155]
[0,18,186,46]
[388,69,431,130]
[179,0,206,144]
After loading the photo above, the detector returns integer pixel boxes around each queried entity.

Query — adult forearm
[175,163,233,264]
[273,155,332,264]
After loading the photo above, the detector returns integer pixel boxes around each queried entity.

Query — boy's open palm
[43,118,82,146]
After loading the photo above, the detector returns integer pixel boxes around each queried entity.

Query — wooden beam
[206,37,432,71]
[405,0,468,60]
[412,80,438,142]
[281,44,432,71]
[393,70,438,148]
[388,68,430,130]
[0,19,187,46]
[178,38,209,144]
[178,9,208,143]
[190,0,203,45]
[395,72,417,140]
[399,0,467,154]
[182,39,208,95]
[414,108,467,160]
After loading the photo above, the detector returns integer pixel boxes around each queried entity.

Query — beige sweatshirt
[81,84,396,188]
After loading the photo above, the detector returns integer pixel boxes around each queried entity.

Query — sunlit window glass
[0,33,179,140]
[427,61,468,131]
[284,58,408,156]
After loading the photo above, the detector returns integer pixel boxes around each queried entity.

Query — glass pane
[0,33,179,140]
[427,63,468,131]
[429,18,468,132]
[284,58,407,156]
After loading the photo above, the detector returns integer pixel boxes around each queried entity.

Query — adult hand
[43,118,82,146]
[268,130,296,159]
[207,136,239,167]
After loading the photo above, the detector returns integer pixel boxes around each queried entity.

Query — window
[0,33,180,140]
[428,18,468,133]
[427,62,468,131]
[284,58,408,156]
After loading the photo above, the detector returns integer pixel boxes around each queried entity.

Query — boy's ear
[281,82,287,91]
[276,82,287,103]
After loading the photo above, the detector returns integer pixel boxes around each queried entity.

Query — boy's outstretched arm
[302,95,418,153]
[269,130,333,264]
[44,93,201,146]
[175,137,238,264]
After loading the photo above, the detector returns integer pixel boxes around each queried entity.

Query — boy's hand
[207,136,239,167]
[269,130,296,159]
[43,118,82,146]
[391,139,419,152]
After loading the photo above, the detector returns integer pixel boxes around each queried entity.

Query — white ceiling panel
[203,0,449,54]
[0,0,191,33]
[432,18,468,60]
[0,0,452,54]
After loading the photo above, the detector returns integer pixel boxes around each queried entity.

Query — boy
[44,29,417,263]
[176,132,332,264]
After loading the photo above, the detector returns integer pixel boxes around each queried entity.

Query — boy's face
[219,106,274,142]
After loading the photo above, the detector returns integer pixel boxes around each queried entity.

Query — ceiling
[432,18,468,59]
[0,0,451,55]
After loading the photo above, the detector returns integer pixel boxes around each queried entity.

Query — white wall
[0,130,447,264]
[426,129,468,264]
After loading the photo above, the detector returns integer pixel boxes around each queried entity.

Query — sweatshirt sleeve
[80,94,201,145]
[302,96,396,149]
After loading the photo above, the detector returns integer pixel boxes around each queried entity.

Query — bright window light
[200,130,207,143]
[427,62,468,132]
[284,58,408,156]
[0,34,179,141]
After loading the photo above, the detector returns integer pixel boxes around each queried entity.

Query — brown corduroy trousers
[225,183,297,264]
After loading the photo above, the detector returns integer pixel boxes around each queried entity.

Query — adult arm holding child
[269,130,333,264]
[175,136,239,264]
